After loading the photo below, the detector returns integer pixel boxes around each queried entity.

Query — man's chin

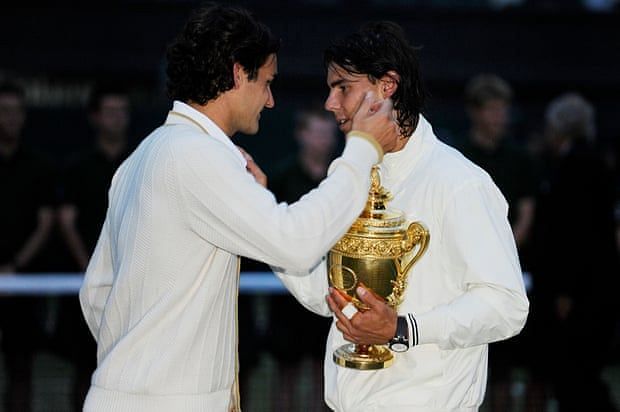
[338,124,352,134]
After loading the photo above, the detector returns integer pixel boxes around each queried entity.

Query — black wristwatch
[388,316,409,352]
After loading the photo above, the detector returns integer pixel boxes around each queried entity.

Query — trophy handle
[386,222,429,307]
[398,222,430,280]
[328,264,358,293]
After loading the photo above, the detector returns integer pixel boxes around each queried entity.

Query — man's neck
[97,135,126,160]
[189,99,234,137]
[470,129,499,151]
[299,151,330,181]
[385,125,412,154]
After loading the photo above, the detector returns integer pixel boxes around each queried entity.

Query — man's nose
[324,92,339,112]
[265,88,275,109]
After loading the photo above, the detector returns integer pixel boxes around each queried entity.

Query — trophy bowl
[327,166,429,370]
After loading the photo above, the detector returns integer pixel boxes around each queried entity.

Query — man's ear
[379,70,400,99]
[232,62,246,88]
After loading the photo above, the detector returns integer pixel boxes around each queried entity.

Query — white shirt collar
[380,115,434,189]
[165,100,247,168]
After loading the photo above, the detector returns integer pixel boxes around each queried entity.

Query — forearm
[183,134,380,272]
[512,197,535,248]
[13,207,54,270]
[413,285,529,350]
[58,205,90,270]
[60,225,90,270]
[273,260,331,317]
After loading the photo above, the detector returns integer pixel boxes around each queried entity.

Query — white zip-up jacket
[276,116,529,412]
[79,101,382,411]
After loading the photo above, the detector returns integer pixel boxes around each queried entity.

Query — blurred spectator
[54,82,133,411]
[0,80,55,412]
[531,93,619,411]
[458,74,539,256]
[266,104,339,411]
[455,73,541,410]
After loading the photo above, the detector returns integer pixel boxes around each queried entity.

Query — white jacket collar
[165,100,247,168]
[380,115,436,190]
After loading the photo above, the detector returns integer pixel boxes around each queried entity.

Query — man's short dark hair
[545,92,595,142]
[324,21,425,137]
[87,82,129,113]
[166,3,280,105]
[465,74,513,108]
[294,103,334,133]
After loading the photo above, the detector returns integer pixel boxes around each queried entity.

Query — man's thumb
[356,284,384,308]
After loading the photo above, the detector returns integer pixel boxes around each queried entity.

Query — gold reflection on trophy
[327,166,429,369]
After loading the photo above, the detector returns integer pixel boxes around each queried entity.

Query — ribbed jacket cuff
[406,313,420,347]
[329,134,381,178]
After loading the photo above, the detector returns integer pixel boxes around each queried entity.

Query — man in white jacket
[79,4,396,412]
[276,21,529,411]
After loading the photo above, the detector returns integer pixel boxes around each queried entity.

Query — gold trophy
[327,166,429,370]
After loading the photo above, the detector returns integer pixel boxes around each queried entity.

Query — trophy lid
[349,166,406,236]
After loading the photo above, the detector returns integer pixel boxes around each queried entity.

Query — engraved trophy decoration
[327,165,429,370]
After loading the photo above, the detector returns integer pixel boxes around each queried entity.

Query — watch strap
[389,316,410,351]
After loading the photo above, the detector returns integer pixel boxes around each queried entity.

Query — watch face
[390,342,408,353]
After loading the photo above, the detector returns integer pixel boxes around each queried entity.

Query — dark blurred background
[2,0,619,169]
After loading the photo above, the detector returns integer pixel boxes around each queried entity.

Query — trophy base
[333,343,393,370]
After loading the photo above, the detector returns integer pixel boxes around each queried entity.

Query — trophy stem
[357,344,370,355]
[333,343,393,370]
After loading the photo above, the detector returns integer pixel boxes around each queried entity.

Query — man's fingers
[329,287,352,308]
[326,293,340,313]
[335,320,359,343]
[236,145,252,161]
[352,91,377,119]
[238,146,267,187]
[377,98,394,117]
[366,98,393,119]
[356,284,385,310]
[327,294,353,325]
[367,99,383,115]
[341,303,358,320]
[327,294,356,332]
[342,332,358,344]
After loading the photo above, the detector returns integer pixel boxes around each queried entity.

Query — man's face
[91,95,130,139]
[324,64,383,134]
[0,93,26,142]
[234,54,277,135]
[470,98,509,141]
[297,116,337,158]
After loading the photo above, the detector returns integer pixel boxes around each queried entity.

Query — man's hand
[350,91,399,153]
[237,146,267,188]
[327,284,398,345]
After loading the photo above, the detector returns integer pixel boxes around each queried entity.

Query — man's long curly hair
[324,21,426,137]
[166,3,280,105]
